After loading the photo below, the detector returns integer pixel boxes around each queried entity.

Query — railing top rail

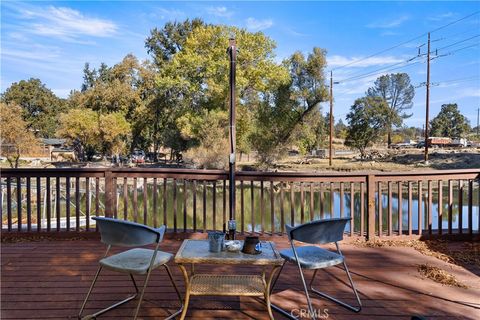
[1,167,478,180]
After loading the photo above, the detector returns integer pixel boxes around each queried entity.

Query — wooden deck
[1,235,479,320]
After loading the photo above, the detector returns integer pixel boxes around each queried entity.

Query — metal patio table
[174,239,284,320]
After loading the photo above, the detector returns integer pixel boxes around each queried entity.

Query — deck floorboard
[2,236,479,319]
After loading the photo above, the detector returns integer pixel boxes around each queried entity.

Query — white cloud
[207,6,233,18]
[18,6,117,40]
[328,55,404,68]
[367,15,409,28]
[153,8,185,20]
[245,17,273,31]
[428,12,456,21]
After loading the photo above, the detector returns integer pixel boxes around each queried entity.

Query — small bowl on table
[224,240,242,252]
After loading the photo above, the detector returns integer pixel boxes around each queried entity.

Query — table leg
[178,264,191,320]
[265,265,280,320]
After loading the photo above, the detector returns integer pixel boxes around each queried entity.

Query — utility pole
[329,71,333,166]
[424,32,431,163]
[227,38,236,221]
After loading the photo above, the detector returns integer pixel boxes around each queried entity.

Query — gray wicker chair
[78,217,183,320]
[271,218,361,319]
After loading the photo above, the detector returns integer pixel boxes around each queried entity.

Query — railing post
[105,169,114,218]
[367,175,376,241]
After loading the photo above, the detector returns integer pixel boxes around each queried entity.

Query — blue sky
[1,1,479,128]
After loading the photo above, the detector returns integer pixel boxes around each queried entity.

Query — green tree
[0,103,38,168]
[366,73,414,146]
[345,97,391,158]
[334,119,348,139]
[57,108,99,161]
[1,78,66,137]
[145,18,205,67]
[250,47,329,162]
[430,103,470,138]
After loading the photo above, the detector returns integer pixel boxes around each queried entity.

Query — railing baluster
[95,177,99,231]
[212,181,217,231]
[143,178,148,225]
[75,177,79,231]
[350,183,354,236]
[468,179,473,235]
[163,178,167,226]
[16,177,22,231]
[223,180,227,233]
[310,183,314,221]
[360,182,365,237]
[36,177,41,232]
[398,182,402,236]
[330,182,334,218]
[133,177,138,222]
[458,180,463,234]
[448,180,453,234]
[290,182,295,226]
[270,181,275,234]
[240,181,244,234]
[251,181,255,233]
[378,182,382,237]
[388,181,392,236]
[85,177,90,231]
[417,181,422,235]
[56,177,60,231]
[300,182,304,224]
[428,180,432,235]
[184,180,188,232]
[340,182,344,218]
[438,180,443,235]
[408,181,412,236]
[280,182,285,234]
[319,182,324,218]
[46,177,51,232]
[123,178,128,220]
[26,177,31,231]
[66,177,70,231]
[203,180,207,232]
[113,178,117,219]
[260,180,265,233]
[193,180,197,232]
[153,178,158,228]
[173,178,177,232]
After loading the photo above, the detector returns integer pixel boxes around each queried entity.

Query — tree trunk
[387,129,392,148]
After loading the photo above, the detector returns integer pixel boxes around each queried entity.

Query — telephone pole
[424,32,431,163]
[329,71,333,166]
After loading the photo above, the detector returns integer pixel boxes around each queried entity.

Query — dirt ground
[264,148,480,172]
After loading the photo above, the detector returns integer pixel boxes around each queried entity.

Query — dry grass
[417,263,468,288]
[352,238,480,267]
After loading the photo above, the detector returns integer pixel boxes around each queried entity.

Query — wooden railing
[1,168,479,240]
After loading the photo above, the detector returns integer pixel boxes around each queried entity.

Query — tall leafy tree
[345,97,391,158]
[366,73,414,146]
[1,78,66,137]
[0,103,38,168]
[430,103,470,138]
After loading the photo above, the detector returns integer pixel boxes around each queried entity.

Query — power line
[436,34,480,51]
[338,58,421,83]
[331,11,480,72]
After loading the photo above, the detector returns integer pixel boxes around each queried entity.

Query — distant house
[41,139,75,161]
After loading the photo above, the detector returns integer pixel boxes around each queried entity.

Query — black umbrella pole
[228,38,236,222]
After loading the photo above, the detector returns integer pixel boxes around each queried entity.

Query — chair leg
[310,261,362,313]
[78,268,139,320]
[163,264,184,320]
[133,267,155,320]
[269,260,286,295]
[295,262,317,319]
[78,266,102,319]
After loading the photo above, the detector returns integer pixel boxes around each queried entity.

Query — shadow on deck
[1,235,479,319]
